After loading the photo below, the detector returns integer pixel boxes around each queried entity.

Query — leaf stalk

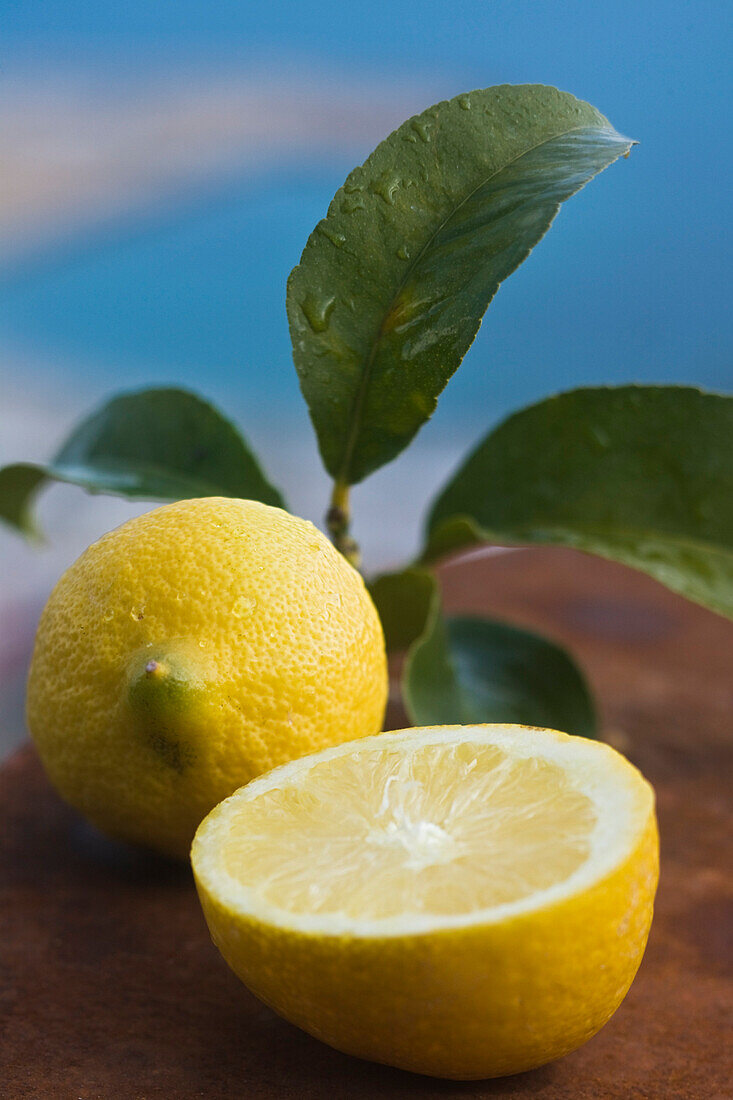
[327,481,361,570]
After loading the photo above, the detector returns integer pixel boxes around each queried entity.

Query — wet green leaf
[0,388,285,536]
[288,84,633,485]
[403,591,597,737]
[425,386,733,619]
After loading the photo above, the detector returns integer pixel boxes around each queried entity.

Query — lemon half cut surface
[192,724,659,1080]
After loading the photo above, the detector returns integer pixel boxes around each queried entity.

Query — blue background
[2,0,731,439]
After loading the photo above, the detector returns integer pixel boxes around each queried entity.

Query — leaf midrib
[49,458,242,499]
[336,121,619,485]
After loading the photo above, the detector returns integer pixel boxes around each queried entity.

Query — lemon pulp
[222,739,598,922]
[193,725,658,1079]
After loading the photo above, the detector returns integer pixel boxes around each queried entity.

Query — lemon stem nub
[144,658,170,679]
[126,646,206,772]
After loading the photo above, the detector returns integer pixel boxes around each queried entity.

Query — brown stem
[326,481,361,570]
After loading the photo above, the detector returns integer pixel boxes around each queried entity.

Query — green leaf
[0,388,286,535]
[425,386,733,619]
[368,567,436,652]
[403,592,597,737]
[0,464,48,538]
[288,84,633,486]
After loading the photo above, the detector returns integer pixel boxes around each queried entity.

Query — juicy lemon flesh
[193,725,658,1079]
[222,741,596,921]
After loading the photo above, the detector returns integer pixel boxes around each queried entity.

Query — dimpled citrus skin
[27,497,387,858]
[197,826,658,1079]
[192,725,659,1080]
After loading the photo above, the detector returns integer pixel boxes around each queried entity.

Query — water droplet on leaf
[302,294,336,333]
[370,171,401,205]
[318,224,346,248]
[411,118,432,143]
[341,195,365,214]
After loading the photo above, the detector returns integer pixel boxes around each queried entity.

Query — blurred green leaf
[288,84,633,486]
[369,567,436,652]
[403,591,597,737]
[425,386,733,619]
[0,464,47,539]
[0,388,286,535]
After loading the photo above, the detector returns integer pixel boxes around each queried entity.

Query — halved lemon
[191,725,658,1079]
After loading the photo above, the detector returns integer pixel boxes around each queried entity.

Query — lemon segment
[192,724,658,1079]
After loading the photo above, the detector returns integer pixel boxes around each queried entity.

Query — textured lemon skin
[192,734,659,1080]
[27,498,387,858]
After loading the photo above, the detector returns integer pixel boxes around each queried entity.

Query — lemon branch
[327,480,361,570]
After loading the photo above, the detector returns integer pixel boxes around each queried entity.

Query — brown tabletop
[2,548,732,1099]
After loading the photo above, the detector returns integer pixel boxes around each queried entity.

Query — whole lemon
[27,497,387,857]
